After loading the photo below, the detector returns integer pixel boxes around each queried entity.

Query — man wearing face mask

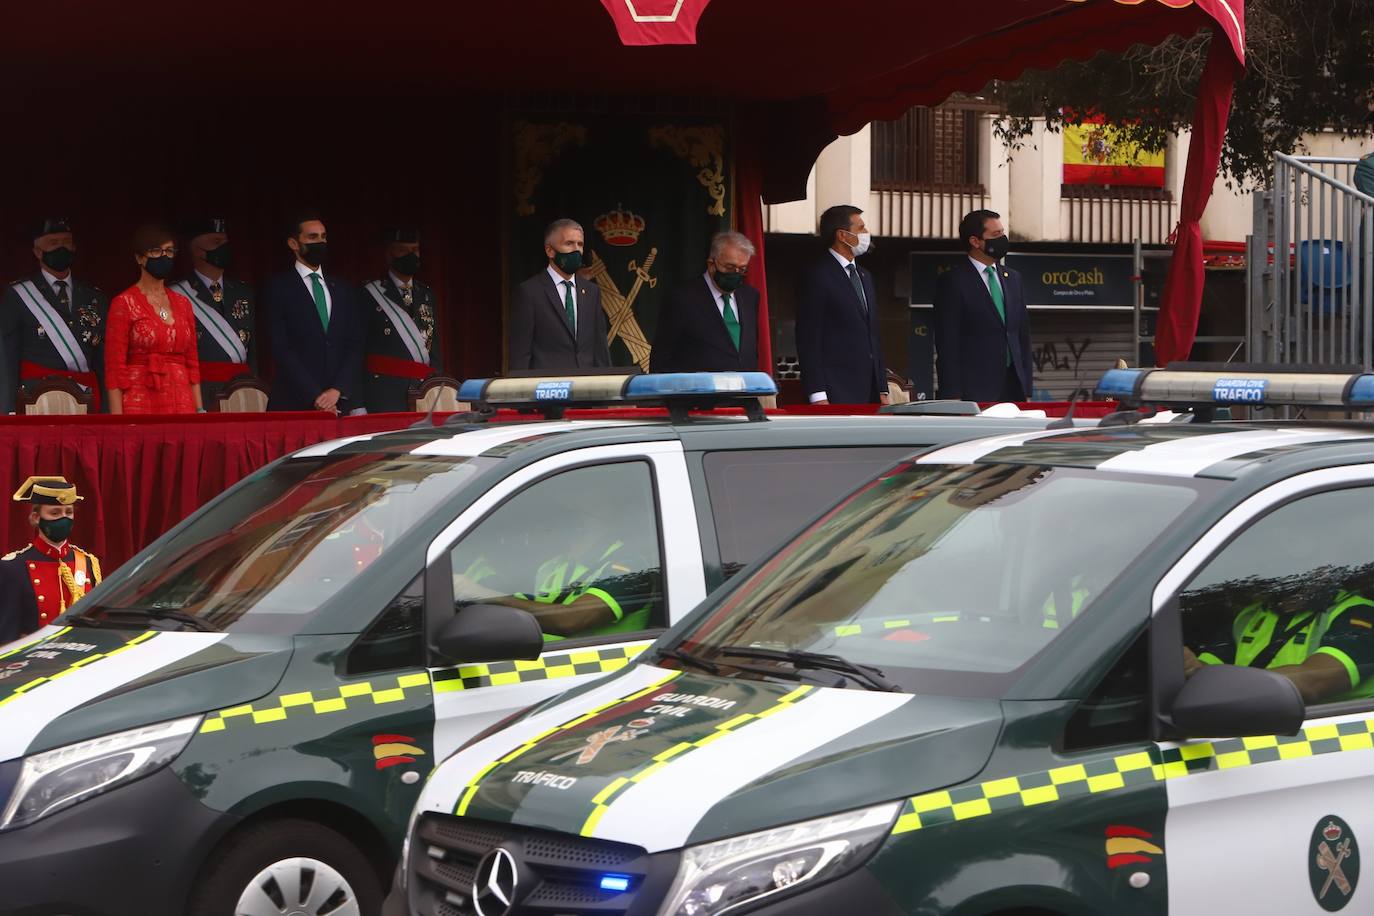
[361,226,444,412]
[650,231,759,373]
[509,218,610,371]
[171,218,257,405]
[0,477,101,641]
[795,205,887,405]
[263,211,365,413]
[933,209,1033,402]
[0,218,108,414]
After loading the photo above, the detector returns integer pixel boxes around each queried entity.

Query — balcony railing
[869,186,990,240]
[1061,185,1177,244]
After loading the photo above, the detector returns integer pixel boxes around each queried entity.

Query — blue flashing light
[625,372,777,399]
[1348,374,1374,407]
[599,875,631,892]
[457,379,488,401]
[1096,368,1146,399]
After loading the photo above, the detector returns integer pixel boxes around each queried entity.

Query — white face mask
[848,231,872,257]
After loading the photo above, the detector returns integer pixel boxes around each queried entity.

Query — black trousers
[1001,364,1027,401]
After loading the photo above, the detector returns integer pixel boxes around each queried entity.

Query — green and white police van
[0,373,1061,916]
[392,366,1374,916]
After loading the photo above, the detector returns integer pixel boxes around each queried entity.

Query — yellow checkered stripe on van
[892,718,1374,834]
[579,684,815,838]
[199,671,432,734]
[431,641,652,693]
[0,630,157,709]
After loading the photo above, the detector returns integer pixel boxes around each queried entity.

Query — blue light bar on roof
[457,372,777,407]
[1096,367,1374,409]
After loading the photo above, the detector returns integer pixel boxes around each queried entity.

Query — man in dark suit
[933,209,1033,402]
[0,218,108,414]
[361,226,444,413]
[796,205,886,404]
[171,217,257,405]
[650,231,759,373]
[264,212,365,412]
[508,218,610,371]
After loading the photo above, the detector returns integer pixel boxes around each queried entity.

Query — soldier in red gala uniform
[0,477,101,642]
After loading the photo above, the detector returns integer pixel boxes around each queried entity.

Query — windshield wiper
[657,647,721,675]
[98,608,221,633]
[718,646,903,692]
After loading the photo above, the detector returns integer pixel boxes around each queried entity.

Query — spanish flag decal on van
[374,734,425,769]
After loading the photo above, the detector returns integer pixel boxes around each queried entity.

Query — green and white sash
[364,281,428,364]
[172,281,247,363]
[13,281,90,373]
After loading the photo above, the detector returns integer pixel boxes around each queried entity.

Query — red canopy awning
[0,0,1243,365]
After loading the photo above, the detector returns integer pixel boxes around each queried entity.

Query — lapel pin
[580,288,587,295]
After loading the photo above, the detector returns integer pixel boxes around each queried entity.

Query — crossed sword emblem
[1317,837,1353,899]
[586,249,656,371]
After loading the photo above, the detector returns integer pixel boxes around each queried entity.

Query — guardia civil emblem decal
[1310,815,1360,910]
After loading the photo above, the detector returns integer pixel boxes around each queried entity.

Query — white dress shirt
[547,264,577,333]
[40,268,73,301]
[389,270,414,299]
[295,260,332,318]
[195,270,225,298]
[969,255,1003,298]
[810,249,866,403]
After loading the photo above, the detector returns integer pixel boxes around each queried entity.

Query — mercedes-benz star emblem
[472,847,519,916]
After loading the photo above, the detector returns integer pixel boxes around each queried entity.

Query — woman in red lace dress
[105,225,202,414]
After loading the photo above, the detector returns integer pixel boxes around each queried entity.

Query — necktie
[846,264,867,315]
[985,265,1011,366]
[54,280,70,316]
[309,272,329,330]
[209,281,223,304]
[401,285,413,308]
[721,292,741,350]
[561,280,576,332]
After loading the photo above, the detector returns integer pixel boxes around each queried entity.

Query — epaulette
[1,548,23,561]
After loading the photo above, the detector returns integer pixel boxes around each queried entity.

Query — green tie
[986,265,1010,366]
[721,292,740,350]
[561,280,576,332]
[309,272,329,330]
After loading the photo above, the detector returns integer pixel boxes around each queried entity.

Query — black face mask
[981,235,1010,261]
[297,241,328,267]
[144,255,175,280]
[391,252,421,276]
[203,243,232,270]
[713,269,745,292]
[38,516,73,543]
[41,247,74,272]
[551,249,583,274]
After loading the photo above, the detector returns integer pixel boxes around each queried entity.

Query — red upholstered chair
[19,376,94,415]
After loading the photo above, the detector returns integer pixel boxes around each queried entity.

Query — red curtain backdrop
[735,134,773,374]
[1153,30,1242,366]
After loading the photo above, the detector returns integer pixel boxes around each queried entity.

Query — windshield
[677,462,1206,696]
[78,453,487,634]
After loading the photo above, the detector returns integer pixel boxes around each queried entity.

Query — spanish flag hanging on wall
[1062,116,1166,188]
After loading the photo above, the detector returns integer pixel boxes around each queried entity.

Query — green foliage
[986,0,1374,187]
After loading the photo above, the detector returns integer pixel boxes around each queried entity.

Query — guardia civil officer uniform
[0,477,101,642]
[362,228,443,413]
[0,218,107,414]
[169,218,256,404]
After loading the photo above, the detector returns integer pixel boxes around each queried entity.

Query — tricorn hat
[32,218,73,241]
[382,226,421,244]
[184,217,230,239]
[12,476,82,506]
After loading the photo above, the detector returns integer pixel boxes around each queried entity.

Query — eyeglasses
[715,265,749,275]
[144,247,177,258]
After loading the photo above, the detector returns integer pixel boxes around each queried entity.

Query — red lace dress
[104,285,201,414]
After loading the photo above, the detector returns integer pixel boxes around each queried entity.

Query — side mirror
[1170,665,1305,738]
[433,604,544,665]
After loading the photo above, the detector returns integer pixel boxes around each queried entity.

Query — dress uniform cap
[183,217,229,238]
[33,217,73,241]
[382,226,421,244]
[12,476,83,506]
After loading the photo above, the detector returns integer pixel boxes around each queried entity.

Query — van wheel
[190,818,382,916]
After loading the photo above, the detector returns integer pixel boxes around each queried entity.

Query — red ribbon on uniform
[366,354,433,380]
[19,360,101,411]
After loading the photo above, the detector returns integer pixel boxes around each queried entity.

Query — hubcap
[235,857,360,916]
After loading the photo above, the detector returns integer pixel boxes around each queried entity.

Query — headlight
[0,715,200,830]
[659,801,899,916]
